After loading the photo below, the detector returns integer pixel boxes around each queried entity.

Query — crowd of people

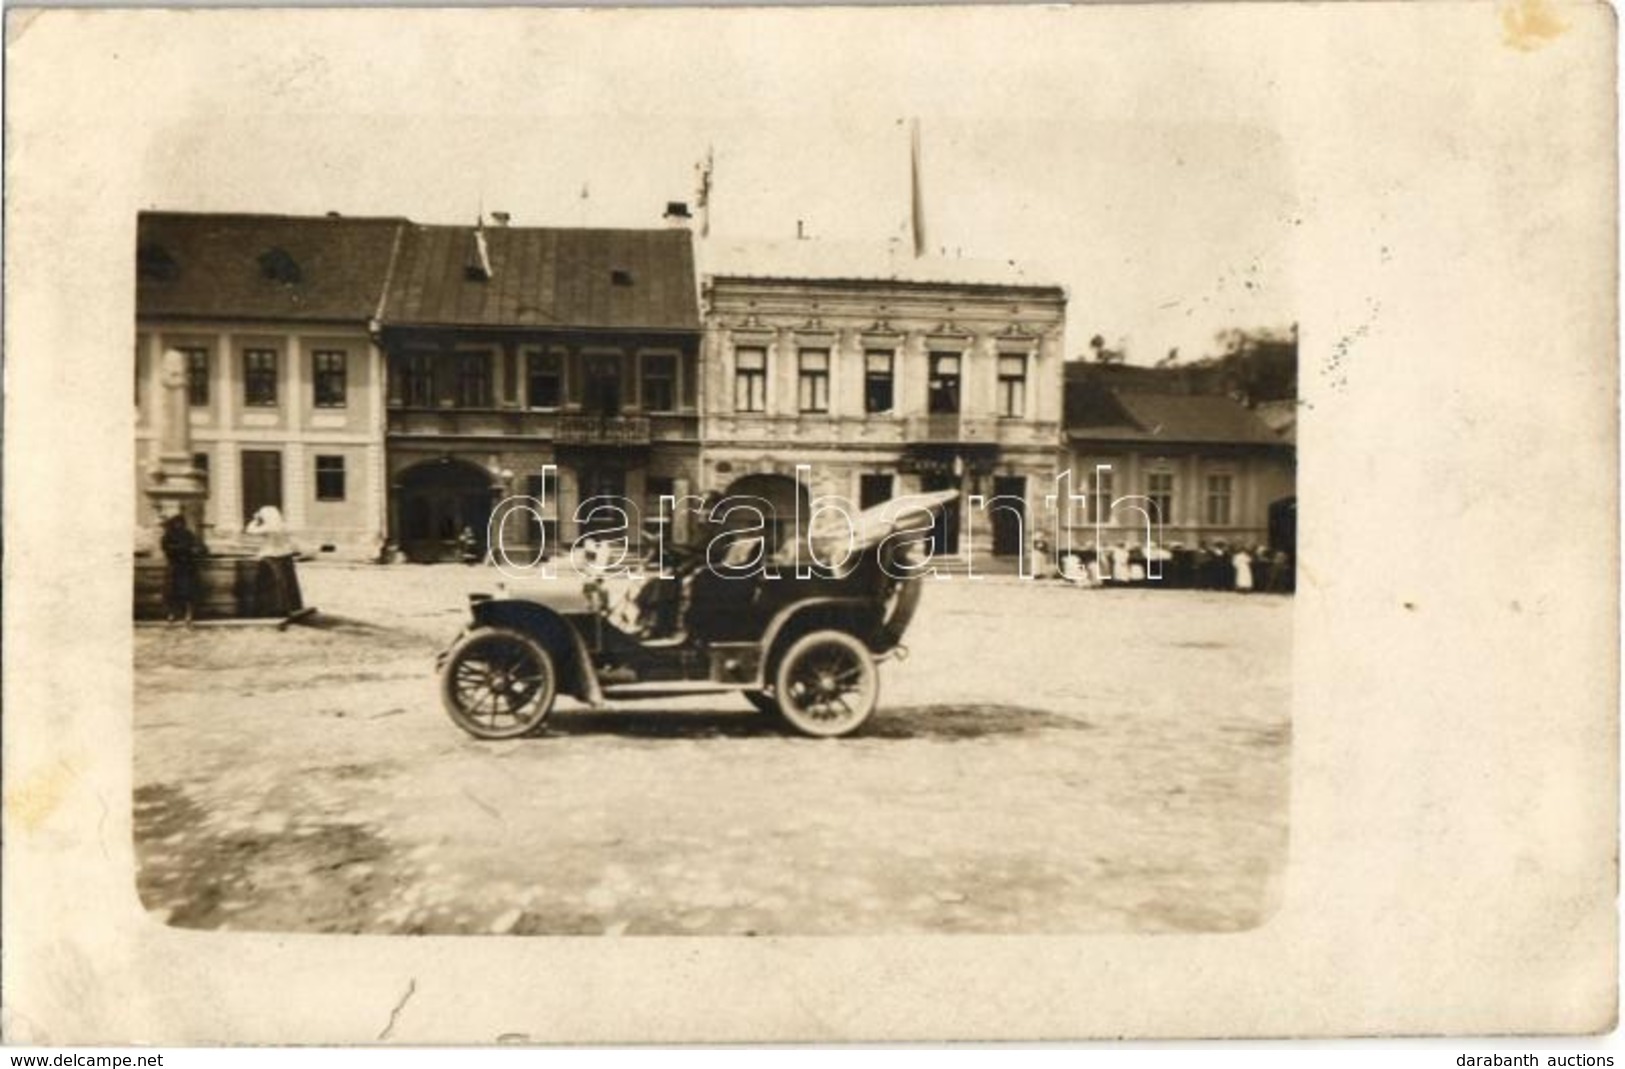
[1037,536,1294,593]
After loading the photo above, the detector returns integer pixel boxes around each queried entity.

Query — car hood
[485,576,596,613]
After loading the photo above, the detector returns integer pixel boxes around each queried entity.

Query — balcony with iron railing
[556,414,651,445]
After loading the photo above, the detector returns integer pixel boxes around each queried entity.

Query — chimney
[663,201,692,229]
[490,211,511,227]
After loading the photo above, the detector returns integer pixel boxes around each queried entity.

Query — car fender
[468,598,605,707]
[756,596,875,686]
[869,575,924,655]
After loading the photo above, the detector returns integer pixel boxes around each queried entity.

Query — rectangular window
[859,473,894,510]
[517,472,554,546]
[798,349,830,413]
[315,455,346,502]
[392,352,436,408]
[525,470,557,503]
[313,350,347,408]
[681,353,698,409]
[243,348,278,407]
[642,354,677,413]
[527,351,563,410]
[864,350,894,414]
[997,354,1026,418]
[1205,474,1234,526]
[1089,469,1115,524]
[734,346,767,413]
[502,350,519,404]
[456,352,491,408]
[192,452,210,492]
[646,475,676,515]
[928,352,961,414]
[1147,472,1173,525]
[181,347,210,407]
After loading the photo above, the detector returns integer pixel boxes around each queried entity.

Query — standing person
[456,525,479,565]
[1109,541,1130,584]
[1031,529,1051,581]
[245,505,302,614]
[160,513,202,626]
[1232,545,1254,593]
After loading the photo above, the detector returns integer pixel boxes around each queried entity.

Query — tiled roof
[382,224,700,331]
[1068,388,1286,445]
[136,212,407,323]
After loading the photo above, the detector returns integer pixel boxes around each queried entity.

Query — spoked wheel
[744,690,780,716]
[440,627,558,739]
[774,630,879,738]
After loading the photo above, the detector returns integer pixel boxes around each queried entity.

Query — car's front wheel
[440,626,558,739]
[774,630,878,738]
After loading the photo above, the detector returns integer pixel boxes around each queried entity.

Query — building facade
[137,213,1119,572]
[135,212,403,554]
[701,267,1067,571]
[376,222,703,562]
[1061,362,1296,554]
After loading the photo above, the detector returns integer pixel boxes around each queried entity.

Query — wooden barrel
[134,554,304,620]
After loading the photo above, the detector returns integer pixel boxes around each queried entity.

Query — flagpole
[696,145,714,239]
[910,118,926,259]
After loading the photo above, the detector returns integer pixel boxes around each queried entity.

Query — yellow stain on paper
[5,760,76,832]
[1501,0,1570,51]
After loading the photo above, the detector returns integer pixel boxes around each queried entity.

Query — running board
[599,681,751,700]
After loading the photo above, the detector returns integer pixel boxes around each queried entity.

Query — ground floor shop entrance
[396,458,499,563]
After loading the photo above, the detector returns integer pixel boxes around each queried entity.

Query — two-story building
[135,211,405,553]
[376,222,703,561]
[700,244,1067,570]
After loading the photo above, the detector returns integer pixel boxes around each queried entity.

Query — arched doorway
[396,458,500,562]
[721,472,810,553]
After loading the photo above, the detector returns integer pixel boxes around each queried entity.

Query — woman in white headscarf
[244,505,302,615]
[245,505,295,558]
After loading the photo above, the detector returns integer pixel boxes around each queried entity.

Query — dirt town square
[134,563,1291,937]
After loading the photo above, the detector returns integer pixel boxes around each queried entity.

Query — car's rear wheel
[774,630,878,738]
[440,626,558,739]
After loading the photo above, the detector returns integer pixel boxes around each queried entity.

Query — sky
[133,8,1299,365]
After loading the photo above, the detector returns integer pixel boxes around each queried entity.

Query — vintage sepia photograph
[128,83,1297,940]
[7,2,1615,1045]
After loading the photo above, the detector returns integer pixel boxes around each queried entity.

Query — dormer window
[610,269,633,287]
[137,243,178,282]
[257,247,302,285]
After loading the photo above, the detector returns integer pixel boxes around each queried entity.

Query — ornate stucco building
[700,246,1067,571]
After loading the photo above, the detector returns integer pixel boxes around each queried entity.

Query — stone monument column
[145,347,208,527]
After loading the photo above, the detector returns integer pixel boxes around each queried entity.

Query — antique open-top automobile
[436,489,957,740]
